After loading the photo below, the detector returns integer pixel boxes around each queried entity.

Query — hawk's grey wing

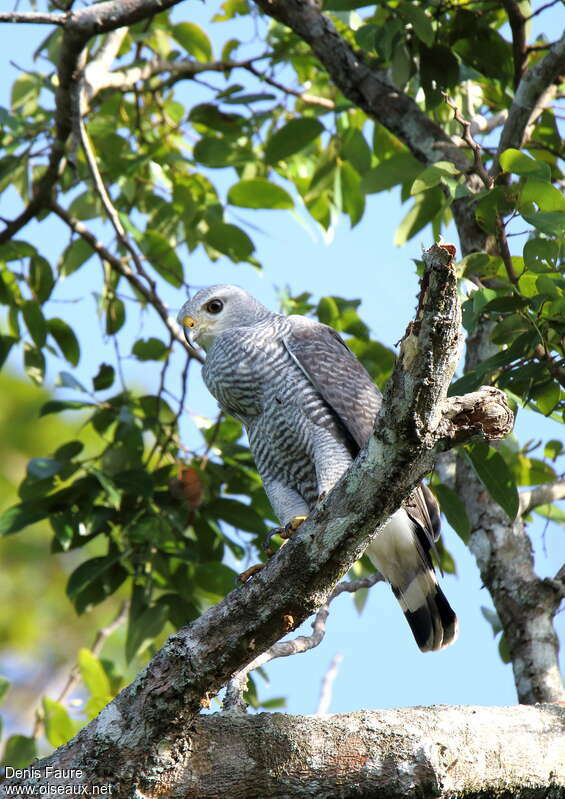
[283,315,381,450]
[284,314,457,651]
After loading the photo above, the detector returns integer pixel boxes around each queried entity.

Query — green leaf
[398,2,434,46]
[173,22,212,62]
[531,380,561,416]
[521,211,565,237]
[90,467,122,510]
[0,503,48,536]
[206,222,254,262]
[93,363,115,391]
[208,497,267,534]
[125,604,169,663]
[48,317,80,366]
[29,255,54,302]
[265,118,324,164]
[544,440,563,461]
[394,187,443,245]
[39,399,93,417]
[523,238,559,273]
[341,129,372,174]
[66,553,127,615]
[57,370,87,393]
[78,648,111,699]
[42,697,75,747]
[499,149,551,182]
[465,442,520,521]
[140,230,184,288]
[361,153,421,194]
[59,238,94,277]
[132,337,168,361]
[519,179,565,212]
[1,735,37,769]
[193,137,233,168]
[340,162,365,227]
[228,179,294,210]
[0,676,10,704]
[22,300,47,348]
[105,297,125,335]
[411,161,459,195]
[23,344,45,386]
[434,483,471,543]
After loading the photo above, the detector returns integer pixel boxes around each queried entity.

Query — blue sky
[0,1,562,716]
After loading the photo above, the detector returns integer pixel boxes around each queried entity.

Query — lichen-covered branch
[0,243,514,796]
[152,705,565,798]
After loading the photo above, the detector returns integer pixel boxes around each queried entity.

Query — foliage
[0,0,563,764]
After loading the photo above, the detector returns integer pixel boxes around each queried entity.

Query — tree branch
[1,242,515,795]
[252,0,469,172]
[519,479,565,516]
[457,321,564,705]
[146,705,564,798]
[502,0,528,89]
[494,30,565,174]
[0,12,67,25]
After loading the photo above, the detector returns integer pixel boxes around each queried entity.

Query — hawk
[178,285,457,652]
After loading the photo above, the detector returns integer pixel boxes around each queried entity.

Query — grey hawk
[178,285,458,652]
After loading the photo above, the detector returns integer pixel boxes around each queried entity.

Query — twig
[223,574,383,713]
[50,201,204,363]
[316,653,343,715]
[443,93,518,286]
[443,93,493,190]
[0,11,67,24]
[32,601,130,738]
[244,62,335,109]
[524,0,561,21]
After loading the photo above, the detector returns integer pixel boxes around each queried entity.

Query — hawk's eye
[206,299,223,314]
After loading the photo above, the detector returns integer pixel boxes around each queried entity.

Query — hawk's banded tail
[366,508,458,652]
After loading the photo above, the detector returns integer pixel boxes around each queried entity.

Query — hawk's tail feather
[391,571,458,652]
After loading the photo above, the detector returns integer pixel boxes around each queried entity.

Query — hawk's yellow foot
[238,563,266,583]
[280,515,307,539]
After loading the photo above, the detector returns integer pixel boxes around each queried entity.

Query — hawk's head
[178,284,270,352]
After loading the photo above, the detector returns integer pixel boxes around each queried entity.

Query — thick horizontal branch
[167,705,565,798]
[1,243,515,796]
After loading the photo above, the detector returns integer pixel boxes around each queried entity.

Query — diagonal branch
[494,30,565,175]
[224,574,382,712]
[4,242,513,795]
[252,0,469,173]
[50,201,204,363]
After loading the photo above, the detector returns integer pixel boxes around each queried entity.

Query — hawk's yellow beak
[183,316,196,329]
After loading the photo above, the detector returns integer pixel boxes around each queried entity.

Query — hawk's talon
[263,525,284,551]
[238,563,266,583]
[280,515,307,539]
